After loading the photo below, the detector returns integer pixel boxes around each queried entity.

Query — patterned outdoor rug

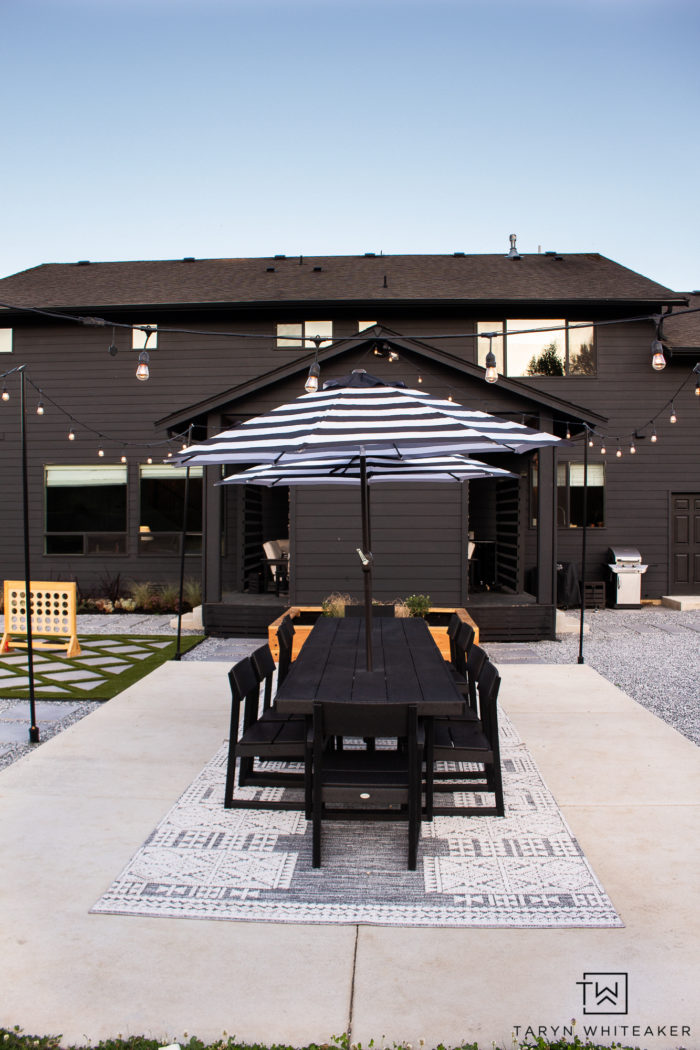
[0,635,203,700]
[92,713,623,929]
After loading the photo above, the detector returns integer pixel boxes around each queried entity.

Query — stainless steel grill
[607,546,647,608]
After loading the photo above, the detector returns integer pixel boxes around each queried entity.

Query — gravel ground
[1,606,698,771]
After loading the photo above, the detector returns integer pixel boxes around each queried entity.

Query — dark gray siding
[290,483,467,607]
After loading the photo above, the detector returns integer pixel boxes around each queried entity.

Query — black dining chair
[224,655,311,813]
[311,701,424,870]
[424,659,504,818]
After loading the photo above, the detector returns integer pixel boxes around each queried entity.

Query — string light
[120,454,127,463]
[669,403,677,423]
[600,442,607,455]
[68,428,75,441]
[650,425,658,443]
[616,445,623,458]
[136,351,150,381]
[97,446,105,457]
[2,384,10,401]
[651,327,667,370]
[36,400,45,415]
[629,440,637,454]
[565,423,571,440]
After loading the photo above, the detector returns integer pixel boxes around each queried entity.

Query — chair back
[276,617,295,683]
[228,657,261,731]
[465,643,488,712]
[263,539,283,561]
[477,660,501,741]
[447,613,463,662]
[453,621,475,675]
[314,700,415,740]
[251,643,276,710]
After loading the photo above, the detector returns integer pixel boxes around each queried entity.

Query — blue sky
[1,0,699,290]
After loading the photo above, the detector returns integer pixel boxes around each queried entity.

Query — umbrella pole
[359,451,373,671]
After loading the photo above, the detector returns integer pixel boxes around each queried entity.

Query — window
[132,325,158,349]
[358,321,377,331]
[530,459,605,528]
[276,320,333,349]
[477,320,596,377]
[0,329,12,353]
[139,465,203,555]
[45,465,128,555]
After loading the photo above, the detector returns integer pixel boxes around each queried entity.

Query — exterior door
[671,494,700,593]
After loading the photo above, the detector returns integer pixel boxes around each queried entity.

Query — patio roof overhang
[156,325,608,435]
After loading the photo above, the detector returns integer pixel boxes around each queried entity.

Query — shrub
[404,593,431,618]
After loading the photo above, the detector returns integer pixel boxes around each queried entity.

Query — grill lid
[608,546,643,564]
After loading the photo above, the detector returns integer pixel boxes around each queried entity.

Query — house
[0,247,697,640]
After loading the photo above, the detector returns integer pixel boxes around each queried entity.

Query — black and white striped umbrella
[174,369,562,467]
[220,455,518,487]
[173,371,562,670]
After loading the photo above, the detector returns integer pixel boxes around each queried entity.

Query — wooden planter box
[268,606,479,662]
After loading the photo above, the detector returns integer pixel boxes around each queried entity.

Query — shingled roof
[0,252,684,312]
[662,293,700,349]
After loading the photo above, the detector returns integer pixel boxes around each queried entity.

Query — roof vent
[76,260,90,266]
[274,254,287,260]
[364,252,376,257]
[544,250,557,256]
[453,251,465,257]
[182,256,195,262]
[506,235,521,260]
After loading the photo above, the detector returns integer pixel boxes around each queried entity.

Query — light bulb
[630,442,636,454]
[650,431,658,443]
[616,448,622,458]
[588,437,594,448]
[304,361,320,393]
[565,425,571,440]
[136,351,150,381]
[98,447,105,457]
[1,387,8,402]
[147,456,153,464]
[600,444,607,455]
[68,429,75,441]
[651,340,666,371]
[669,406,677,423]
[484,350,499,384]
[695,382,700,397]
[36,401,45,415]
[120,454,127,463]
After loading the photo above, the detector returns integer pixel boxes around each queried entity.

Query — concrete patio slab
[0,660,698,1049]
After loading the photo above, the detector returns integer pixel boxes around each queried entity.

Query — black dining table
[274,616,465,717]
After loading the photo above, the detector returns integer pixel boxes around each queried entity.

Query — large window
[530,460,605,528]
[276,320,333,349]
[45,465,128,555]
[477,320,596,377]
[139,465,203,555]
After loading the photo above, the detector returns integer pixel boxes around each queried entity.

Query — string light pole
[1,364,40,742]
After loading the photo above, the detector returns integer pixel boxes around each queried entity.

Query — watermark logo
[576,972,628,1015]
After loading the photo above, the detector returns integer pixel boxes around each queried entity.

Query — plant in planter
[321,592,355,617]
[404,593,431,618]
